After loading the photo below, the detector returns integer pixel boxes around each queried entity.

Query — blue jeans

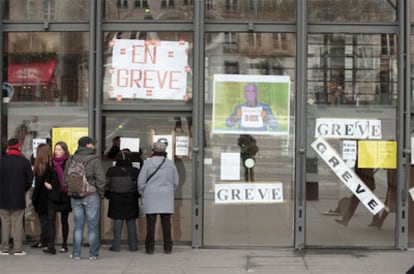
[71,193,100,258]
[112,219,138,251]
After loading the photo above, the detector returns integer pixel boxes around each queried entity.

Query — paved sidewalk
[0,244,413,274]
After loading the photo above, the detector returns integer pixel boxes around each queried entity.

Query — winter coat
[138,156,179,214]
[48,159,71,213]
[0,154,33,209]
[106,161,140,220]
[32,165,52,215]
[63,146,106,198]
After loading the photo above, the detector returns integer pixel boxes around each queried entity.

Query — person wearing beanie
[0,138,33,255]
[138,140,179,255]
[63,136,105,260]
[105,149,140,252]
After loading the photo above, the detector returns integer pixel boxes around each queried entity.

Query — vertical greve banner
[311,136,384,215]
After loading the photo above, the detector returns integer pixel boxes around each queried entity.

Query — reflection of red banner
[8,60,56,84]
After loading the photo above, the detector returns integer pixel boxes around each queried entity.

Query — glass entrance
[203,32,296,246]
[306,33,397,247]
[101,113,193,243]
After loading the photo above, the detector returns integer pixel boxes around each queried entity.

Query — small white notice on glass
[409,187,414,202]
[175,136,189,156]
[120,137,140,152]
[342,140,357,168]
[32,138,47,158]
[411,137,414,165]
[220,153,240,181]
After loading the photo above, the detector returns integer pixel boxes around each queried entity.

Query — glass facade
[0,0,413,250]
[306,34,397,247]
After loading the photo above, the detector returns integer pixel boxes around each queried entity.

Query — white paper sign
[409,187,414,202]
[175,136,189,156]
[311,136,384,215]
[215,183,283,204]
[220,153,240,181]
[315,118,382,139]
[32,138,47,158]
[120,137,140,152]
[411,137,414,165]
[110,39,189,100]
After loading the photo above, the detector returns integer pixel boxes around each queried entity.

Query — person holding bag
[105,149,140,252]
[138,140,179,255]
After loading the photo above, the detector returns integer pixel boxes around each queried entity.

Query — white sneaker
[0,250,9,256]
[89,256,97,260]
[69,254,80,260]
[13,251,26,256]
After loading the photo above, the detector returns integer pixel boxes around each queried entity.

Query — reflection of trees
[308,0,397,22]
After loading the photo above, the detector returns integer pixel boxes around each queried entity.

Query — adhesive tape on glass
[244,158,255,168]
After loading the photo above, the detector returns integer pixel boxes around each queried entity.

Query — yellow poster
[358,140,396,169]
[52,127,88,155]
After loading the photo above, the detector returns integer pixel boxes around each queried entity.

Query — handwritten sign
[110,39,189,100]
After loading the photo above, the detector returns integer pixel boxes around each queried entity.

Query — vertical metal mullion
[0,0,4,157]
[93,0,102,156]
[192,0,204,248]
[396,0,410,250]
[294,0,307,250]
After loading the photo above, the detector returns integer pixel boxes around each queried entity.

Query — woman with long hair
[45,141,71,254]
[31,144,53,250]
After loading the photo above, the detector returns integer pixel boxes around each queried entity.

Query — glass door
[203,32,296,246]
[306,33,398,247]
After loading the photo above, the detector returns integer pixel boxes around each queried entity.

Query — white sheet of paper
[409,187,414,202]
[120,137,140,152]
[220,153,240,181]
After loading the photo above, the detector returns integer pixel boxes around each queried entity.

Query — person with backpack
[64,136,105,260]
[105,149,140,252]
[0,138,33,256]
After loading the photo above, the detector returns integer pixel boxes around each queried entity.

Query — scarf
[53,154,68,193]
[7,149,22,157]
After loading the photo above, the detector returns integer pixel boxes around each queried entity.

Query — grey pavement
[1,244,414,274]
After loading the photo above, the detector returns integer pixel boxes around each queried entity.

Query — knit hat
[7,138,21,150]
[152,141,167,153]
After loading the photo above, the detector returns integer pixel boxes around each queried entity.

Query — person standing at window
[64,136,105,260]
[0,138,33,255]
[105,150,140,252]
[45,141,71,254]
[138,141,179,254]
[31,144,53,252]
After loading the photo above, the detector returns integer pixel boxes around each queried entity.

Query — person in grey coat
[138,140,178,254]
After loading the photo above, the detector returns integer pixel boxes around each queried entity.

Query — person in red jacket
[0,138,33,255]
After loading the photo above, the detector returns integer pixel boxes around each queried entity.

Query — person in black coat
[0,138,33,255]
[31,144,52,251]
[45,141,71,254]
[105,150,140,252]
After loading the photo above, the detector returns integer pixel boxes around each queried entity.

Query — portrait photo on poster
[211,74,290,135]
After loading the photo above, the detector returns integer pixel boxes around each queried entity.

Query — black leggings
[47,204,69,249]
